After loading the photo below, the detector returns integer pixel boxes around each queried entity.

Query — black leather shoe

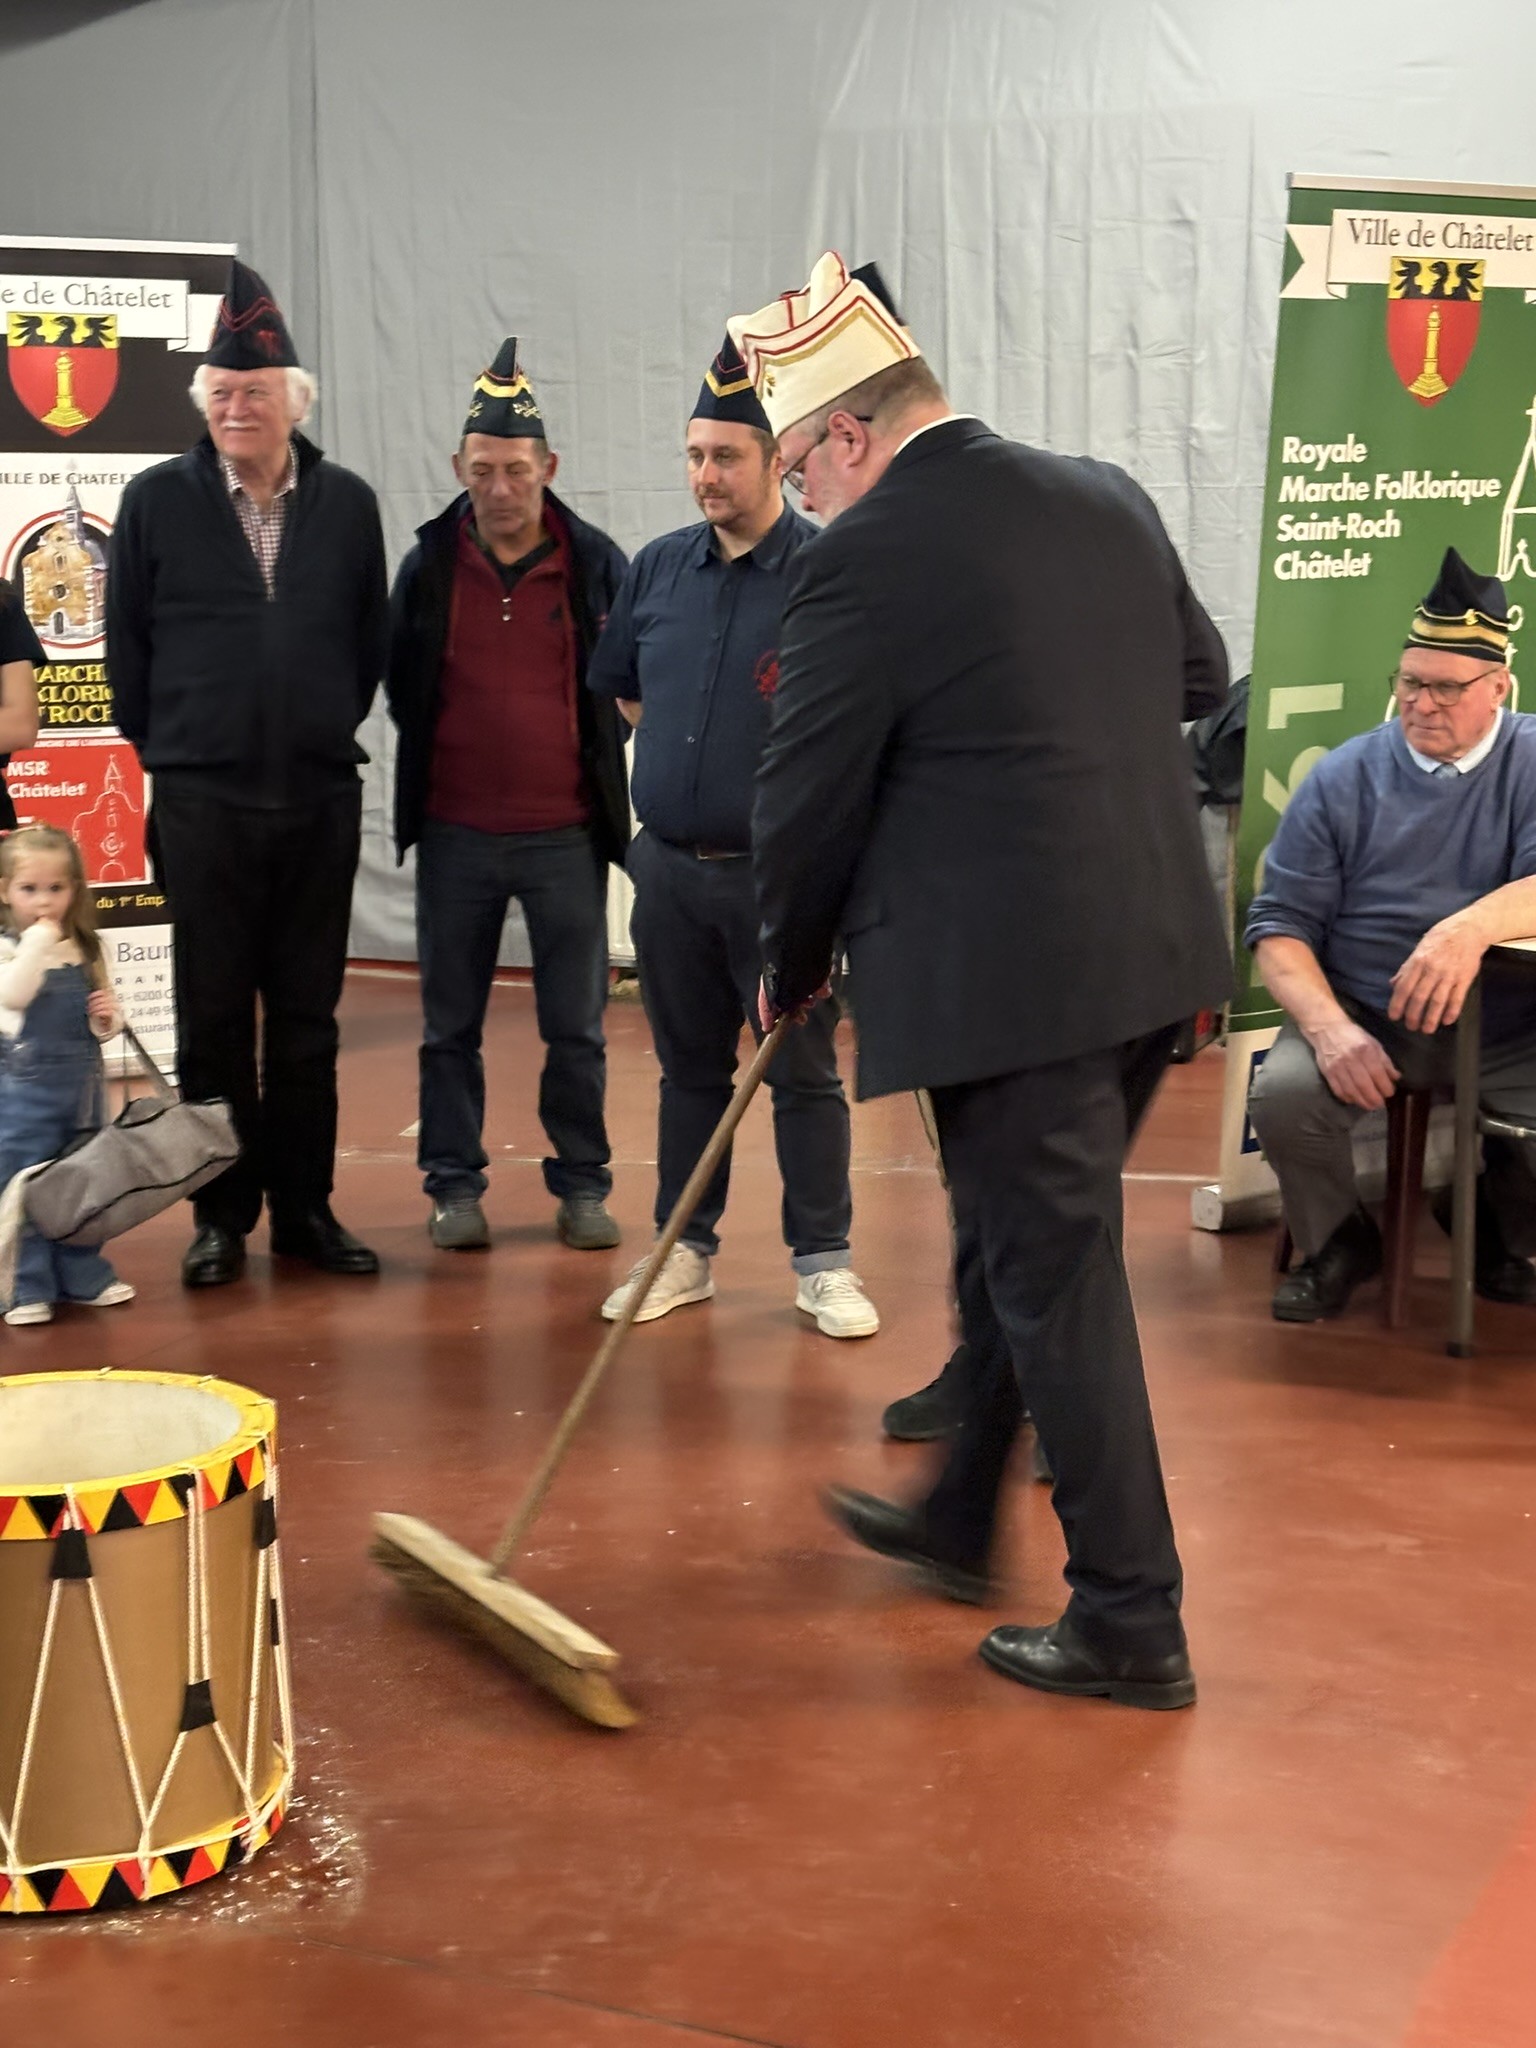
[182,1225,246,1289]
[822,1484,993,1604]
[1272,1206,1382,1322]
[980,1614,1196,1710]
[1429,1185,1536,1305]
[1472,1253,1536,1305]
[270,1208,380,1276]
[881,1345,969,1441]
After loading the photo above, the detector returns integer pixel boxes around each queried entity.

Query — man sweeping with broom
[733,254,1232,1710]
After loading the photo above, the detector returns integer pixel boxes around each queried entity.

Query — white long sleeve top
[0,923,122,1040]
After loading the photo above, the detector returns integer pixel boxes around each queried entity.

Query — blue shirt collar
[690,498,802,573]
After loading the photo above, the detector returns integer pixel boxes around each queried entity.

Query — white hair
[189,363,317,428]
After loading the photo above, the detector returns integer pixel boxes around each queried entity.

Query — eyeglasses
[1390,666,1503,708]
[782,414,875,496]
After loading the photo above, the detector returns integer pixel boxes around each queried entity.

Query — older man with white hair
[109,259,388,1287]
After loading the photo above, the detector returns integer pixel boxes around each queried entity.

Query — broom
[372,1017,791,1729]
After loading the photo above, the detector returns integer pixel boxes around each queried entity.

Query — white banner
[1285,208,1536,301]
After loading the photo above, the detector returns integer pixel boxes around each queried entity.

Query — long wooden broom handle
[488,1016,791,1575]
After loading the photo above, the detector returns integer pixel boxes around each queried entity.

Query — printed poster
[1200,177,1536,1226]
[1,234,232,1065]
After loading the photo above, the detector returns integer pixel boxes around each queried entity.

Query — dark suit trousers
[921,1026,1185,1654]
[150,777,361,1235]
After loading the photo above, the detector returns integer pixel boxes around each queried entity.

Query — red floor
[3,972,1535,2047]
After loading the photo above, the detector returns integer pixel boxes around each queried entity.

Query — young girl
[0,825,135,1326]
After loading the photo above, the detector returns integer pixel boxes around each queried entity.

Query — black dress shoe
[270,1208,380,1276]
[1272,1206,1382,1322]
[1471,1253,1536,1305]
[1429,1184,1536,1305]
[881,1344,969,1441]
[182,1225,246,1289]
[980,1614,1196,1710]
[822,1484,993,1604]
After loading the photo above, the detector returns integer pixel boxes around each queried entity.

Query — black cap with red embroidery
[203,259,299,371]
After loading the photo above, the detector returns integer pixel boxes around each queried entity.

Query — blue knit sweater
[1245,712,1536,1031]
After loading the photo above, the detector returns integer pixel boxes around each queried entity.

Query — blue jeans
[416,819,612,1203]
[0,963,119,1309]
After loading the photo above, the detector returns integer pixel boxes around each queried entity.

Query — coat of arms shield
[1385,258,1483,407]
[6,312,119,436]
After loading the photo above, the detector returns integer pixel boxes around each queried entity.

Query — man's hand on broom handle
[758,974,831,1033]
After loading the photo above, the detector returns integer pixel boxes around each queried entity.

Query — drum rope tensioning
[0,1369,293,1914]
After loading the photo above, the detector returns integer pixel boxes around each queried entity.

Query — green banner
[1234,176,1536,1031]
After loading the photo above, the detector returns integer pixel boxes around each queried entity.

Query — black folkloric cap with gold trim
[692,332,771,431]
[463,337,546,440]
[203,259,299,370]
[1405,547,1509,664]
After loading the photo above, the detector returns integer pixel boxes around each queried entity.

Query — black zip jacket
[108,433,387,778]
[384,489,630,866]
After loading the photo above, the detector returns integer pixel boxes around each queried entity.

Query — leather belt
[666,841,749,861]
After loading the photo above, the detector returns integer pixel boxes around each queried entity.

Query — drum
[0,1369,292,1914]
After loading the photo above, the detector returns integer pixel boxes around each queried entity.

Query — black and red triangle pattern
[0,1782,288,1915]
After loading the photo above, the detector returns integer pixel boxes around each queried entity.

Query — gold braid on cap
[1405,602,1509,661]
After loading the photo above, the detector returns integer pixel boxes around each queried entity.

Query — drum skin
[0,1371,291,1914]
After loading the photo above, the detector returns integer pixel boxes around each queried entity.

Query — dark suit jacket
[753,418,1233,1099]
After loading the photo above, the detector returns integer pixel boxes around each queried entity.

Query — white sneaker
[84,1282,136,1308]
[795,1268,880,1339]
[601,1243,714,1324]
[4,1301,53,1327]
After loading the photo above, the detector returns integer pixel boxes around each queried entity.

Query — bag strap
[119,1022,178,1102]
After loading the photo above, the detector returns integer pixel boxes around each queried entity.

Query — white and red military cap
[727,252,920,438]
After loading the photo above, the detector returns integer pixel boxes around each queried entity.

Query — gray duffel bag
[23,1025,240,1247]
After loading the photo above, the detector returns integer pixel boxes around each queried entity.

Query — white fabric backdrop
[5,0,1536,957]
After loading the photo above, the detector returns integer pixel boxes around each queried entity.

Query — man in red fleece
[386,341,630,1253]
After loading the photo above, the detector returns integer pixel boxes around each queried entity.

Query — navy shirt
[587,502,818,849]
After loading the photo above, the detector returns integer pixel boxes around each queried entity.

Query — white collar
[893,413,978,459]
[1403,706,1505,776]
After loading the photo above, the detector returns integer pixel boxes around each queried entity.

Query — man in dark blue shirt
[587,336,876,1337]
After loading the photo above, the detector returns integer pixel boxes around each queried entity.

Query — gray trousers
[1247,997,1536,1259]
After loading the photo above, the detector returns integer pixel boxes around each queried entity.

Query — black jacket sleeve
[753,548,895,1012]
[106,478,154,753]
[384,541,423,732]
[355,485,389,725]
[598,535,628,624]
[1178,580,1229,723]
[1094,461,1229,720]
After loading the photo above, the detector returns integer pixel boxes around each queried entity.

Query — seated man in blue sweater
[1245,549,1536,1321]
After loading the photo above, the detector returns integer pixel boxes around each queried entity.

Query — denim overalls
[0,959,118,1308]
